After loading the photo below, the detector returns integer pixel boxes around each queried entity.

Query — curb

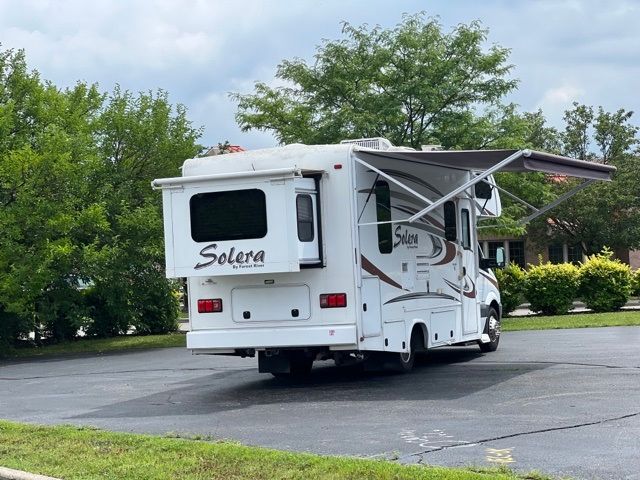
[0,467,61,480]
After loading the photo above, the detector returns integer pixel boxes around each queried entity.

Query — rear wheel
[479,307,501,353]
[386,329,421,372]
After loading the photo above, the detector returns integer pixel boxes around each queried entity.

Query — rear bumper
[186,324,358,351]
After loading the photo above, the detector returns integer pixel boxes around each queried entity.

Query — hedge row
[495,249,637,316]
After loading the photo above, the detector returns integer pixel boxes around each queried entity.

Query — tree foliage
[527,103,640,254]
[0,48,201,350]
[233,14,518,149]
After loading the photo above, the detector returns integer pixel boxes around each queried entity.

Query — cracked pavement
[1,326,639,480]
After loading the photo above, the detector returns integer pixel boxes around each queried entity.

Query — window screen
[190,189,267,242]
[509,240,525,268]
[296,194,314,242]
[375,180,392,254]
[567,244,583,264]
[548,244,564,264]
[461,209,471,249]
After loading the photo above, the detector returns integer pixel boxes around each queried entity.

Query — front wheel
[479,307,501,353]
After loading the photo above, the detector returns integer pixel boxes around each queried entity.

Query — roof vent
[340,137,393,151]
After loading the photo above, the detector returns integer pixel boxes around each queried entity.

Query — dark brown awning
[356,149,616,181]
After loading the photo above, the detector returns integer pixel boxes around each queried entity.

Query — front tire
[479,307,501,353]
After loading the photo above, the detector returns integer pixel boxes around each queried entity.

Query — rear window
[190,189,267,242]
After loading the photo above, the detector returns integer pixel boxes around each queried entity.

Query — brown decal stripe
[480,270,499,288]
[361,255,403,290]
[444,278,477,299]
[463,278,477,299]
[384,292,458,304]
[432,241,457,266]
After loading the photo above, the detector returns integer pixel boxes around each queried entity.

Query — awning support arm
[354,156,434,207]
[517,179,595,225]
[408,150,527,222]
[478,177,539,212]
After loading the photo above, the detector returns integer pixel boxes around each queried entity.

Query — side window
[375,180,392,254]
[461,209,471,249]
[443,201,457,242]
[296,194,314,242]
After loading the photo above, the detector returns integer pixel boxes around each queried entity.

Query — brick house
[478,232,640,269]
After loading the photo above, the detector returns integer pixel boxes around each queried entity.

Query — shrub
[578,249,631,312]
[84,285,132,338]
[0,306,31,354]
[524,262,579,315]
[130,275,180,335]
[495,263,525,316]
[631,269,640,297]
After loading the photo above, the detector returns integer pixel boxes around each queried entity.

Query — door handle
[363,303,367,312]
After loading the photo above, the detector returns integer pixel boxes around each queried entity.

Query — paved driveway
[1,327,639,480]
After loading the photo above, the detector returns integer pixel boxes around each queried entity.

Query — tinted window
[461,209,471,249]
[190,189,267,242]
[444,201,457,241]
[296,194,314,242]
[375,180,392,254]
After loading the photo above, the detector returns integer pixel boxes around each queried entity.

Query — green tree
[84,88,201,337]
[0,47,202,350]
[231,16,563,238]
[0,49,107,344]
[527,103,640,254]
[233,14,517,149]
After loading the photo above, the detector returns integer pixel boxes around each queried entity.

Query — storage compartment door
[160,176,299,277]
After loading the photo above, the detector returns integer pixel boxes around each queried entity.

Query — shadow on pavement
[73,347,549,420]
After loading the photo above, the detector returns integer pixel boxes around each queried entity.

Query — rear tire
[386,329,421,372]
[479,307,501,353]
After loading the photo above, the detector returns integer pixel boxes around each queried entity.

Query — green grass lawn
[0,421,549,480]
[6,311,640,360]
[4,332,186,359]
[502,310,640,331]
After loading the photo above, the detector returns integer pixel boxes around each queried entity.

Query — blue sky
[1,0,638,150]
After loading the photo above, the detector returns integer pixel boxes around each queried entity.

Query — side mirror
[475,181,492,200]
[479,247,506,270]
[495,247,505,268]
[443,201,457,242]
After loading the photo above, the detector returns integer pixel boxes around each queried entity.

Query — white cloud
[0,0,639,148]
[535,84,586,124]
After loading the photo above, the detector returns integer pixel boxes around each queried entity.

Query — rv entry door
[458,198,479,334]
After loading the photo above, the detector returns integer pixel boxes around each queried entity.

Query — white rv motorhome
[152,138,615,375]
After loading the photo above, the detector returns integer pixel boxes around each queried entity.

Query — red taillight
[320,293,347,308]
[198,298,222,313]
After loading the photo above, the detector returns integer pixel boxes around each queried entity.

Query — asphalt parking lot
[1,327,639,480]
